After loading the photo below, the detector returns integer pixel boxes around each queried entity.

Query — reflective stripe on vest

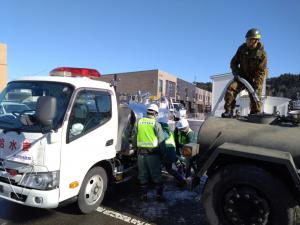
[178,128,192,145]
[137,118,158,148]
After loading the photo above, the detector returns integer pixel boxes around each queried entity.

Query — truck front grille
[10,192,27,202]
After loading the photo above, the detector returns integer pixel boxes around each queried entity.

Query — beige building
[99,69,212,113]
[99,69,177,101]
[0,43,8,91]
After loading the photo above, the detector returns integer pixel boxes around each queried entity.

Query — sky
[1,0,300,82]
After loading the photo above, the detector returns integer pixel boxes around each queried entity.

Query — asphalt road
[0,119,207,225]
[0,176,208,225]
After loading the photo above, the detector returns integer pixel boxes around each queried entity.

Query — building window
[166,80,175,98]
[159,79,163,94]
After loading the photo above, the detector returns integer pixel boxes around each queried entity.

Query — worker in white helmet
[134,103,165,201]
[174,118,195,155]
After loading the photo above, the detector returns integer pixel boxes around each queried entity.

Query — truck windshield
[0,81,74,131]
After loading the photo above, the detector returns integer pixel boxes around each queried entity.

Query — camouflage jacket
[230,42,267,87]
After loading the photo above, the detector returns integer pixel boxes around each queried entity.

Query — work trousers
[138,154,162,185]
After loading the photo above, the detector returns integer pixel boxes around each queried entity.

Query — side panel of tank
[197,117,300,167]
[116,105,136,153]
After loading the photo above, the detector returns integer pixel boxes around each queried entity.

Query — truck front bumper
[0,181,59,208]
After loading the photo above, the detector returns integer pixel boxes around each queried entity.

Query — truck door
[59,89,117,202]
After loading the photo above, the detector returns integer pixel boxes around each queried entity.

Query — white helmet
[147,103,159,113]
[176,118,189,129]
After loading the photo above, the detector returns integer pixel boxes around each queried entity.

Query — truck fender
[198,142,300,193]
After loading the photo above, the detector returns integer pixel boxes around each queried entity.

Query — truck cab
[0,67,133,213]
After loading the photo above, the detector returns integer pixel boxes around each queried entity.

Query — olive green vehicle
[184,80,300,225]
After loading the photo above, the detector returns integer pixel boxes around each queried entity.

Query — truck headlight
[20,171,59,190]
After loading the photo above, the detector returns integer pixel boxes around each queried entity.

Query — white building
[211,73,290,117]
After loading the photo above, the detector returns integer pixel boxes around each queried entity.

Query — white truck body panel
[59,88,118,202]
[0,75,119,208]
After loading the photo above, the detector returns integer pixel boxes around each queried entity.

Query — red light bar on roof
[50,67,101,78]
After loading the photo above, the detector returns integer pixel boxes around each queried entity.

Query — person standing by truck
[135,104,165,201]
[174,118,195,179]
[222,28,268,118]
[158,117,187,188]
[174,118,195,154]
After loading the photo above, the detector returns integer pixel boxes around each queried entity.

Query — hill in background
[194,82,212,92]
[266,73,300,99]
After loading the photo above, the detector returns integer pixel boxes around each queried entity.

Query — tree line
[266,73,300,99]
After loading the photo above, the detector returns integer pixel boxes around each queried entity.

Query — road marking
[97,207,152,225]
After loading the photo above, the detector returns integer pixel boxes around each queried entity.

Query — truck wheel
[202,164,299,225]
[78,167,107,214]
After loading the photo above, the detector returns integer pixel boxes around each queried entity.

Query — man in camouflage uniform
[222,28,268,117]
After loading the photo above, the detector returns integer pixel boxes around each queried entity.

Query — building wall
[176,78,195,112]
[158,70,177,100]
[211,73,232,116]
[99,69,212,114]
[99,70,159,96]
[0,43,8,91]
[194,87,212,112]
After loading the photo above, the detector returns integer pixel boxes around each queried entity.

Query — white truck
[172,102,187,120]
[0,67,138,213]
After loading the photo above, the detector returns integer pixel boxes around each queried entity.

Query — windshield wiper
[2,127,22,134]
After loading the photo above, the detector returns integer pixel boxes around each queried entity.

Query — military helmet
[245,28,261,39]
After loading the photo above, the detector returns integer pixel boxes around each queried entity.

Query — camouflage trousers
[224,80,263,114]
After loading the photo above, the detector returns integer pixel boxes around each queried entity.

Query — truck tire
[77,167,108,214]
[202,164,299,225]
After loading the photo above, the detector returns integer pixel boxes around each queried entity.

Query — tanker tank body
[194,115,300,225]
[197,117,300,166]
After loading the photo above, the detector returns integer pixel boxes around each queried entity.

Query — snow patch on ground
[132,184,199,220]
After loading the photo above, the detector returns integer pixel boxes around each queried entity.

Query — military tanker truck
[183,79,300,225]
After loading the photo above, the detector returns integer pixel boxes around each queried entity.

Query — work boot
[155,184,165,202]
[139,185,148,201]
[221,111,233,118]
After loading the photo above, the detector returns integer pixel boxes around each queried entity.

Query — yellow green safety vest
[165,131,176,147]
[137,118,158,148]
[178,128,192,145]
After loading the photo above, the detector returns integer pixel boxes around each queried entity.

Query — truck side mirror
[36,96,57,127]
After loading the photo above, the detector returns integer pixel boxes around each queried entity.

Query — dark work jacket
[231,42,267,88]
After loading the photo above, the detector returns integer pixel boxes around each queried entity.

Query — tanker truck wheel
[202,164,299,225]
[77,167,108,214]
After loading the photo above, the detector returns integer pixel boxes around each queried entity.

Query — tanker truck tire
[77,167,108,214]
[202,164,299,225]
